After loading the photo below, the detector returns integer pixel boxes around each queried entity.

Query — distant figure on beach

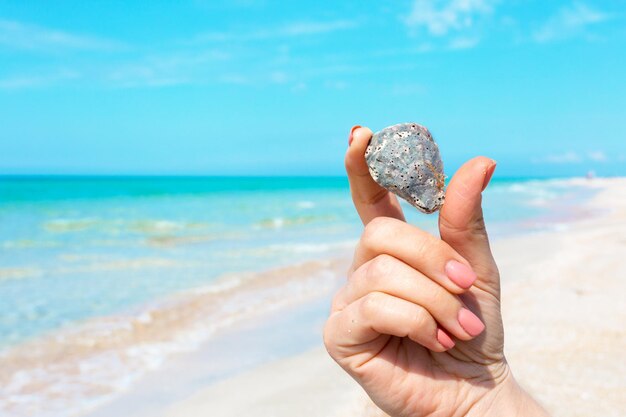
[323,126,551,417]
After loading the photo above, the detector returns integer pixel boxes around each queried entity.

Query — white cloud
[532,149,610,164]
[547,151,583,164]
[324,80,348,90]
[269,71,289,84]
[106,67,188,88]
[290,82,308,93]
[0,48,233,89]
[533,2,609,43]
[587,150,607,162]
[218,74,251,85]
[390,83,426,96]
[104,50,230,87]
[0,75,44,89]
[0,19,125,52]
[533,151,582,164]
[0,70,80,89]
[370,44,434,57]
[404,0,494,36]
[280,20,358,36]
[192,19,358,43]
[448,36,480,49]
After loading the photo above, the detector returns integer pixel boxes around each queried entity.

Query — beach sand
[96,178,626,417]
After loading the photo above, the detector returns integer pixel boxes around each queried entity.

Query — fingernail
[437,328,455,349]
[482,161,497,191]
[458,308,485,337]
[445,260,477,289]
[348,125,361,146]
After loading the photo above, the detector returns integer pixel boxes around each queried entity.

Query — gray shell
[365,123,445,214]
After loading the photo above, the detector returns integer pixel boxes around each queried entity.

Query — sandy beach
[125,178,626,417]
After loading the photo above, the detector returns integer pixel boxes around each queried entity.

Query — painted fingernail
[437,328,455,349]
[458,308,485,337]
[482,161,497,191]
[348,125,361,146]
[445,260,477,289]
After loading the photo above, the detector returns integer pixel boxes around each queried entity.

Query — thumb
[345,126,405,225]
[439,157,498,290]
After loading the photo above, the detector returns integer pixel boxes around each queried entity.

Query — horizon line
[0,173,616,180]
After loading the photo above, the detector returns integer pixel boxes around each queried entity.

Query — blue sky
[0,0,624,176]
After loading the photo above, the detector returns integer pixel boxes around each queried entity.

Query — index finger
[345,126,405,225]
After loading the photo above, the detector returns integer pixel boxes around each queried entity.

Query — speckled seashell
[365,122,445,214]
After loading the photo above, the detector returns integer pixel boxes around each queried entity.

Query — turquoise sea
[0,176,595,417]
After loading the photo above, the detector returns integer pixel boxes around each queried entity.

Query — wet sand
[0,258,351,417]
[138,178,626,417]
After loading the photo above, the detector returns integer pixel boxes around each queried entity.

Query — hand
[323,127,549,417]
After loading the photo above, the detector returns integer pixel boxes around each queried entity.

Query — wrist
[466,369,550,417]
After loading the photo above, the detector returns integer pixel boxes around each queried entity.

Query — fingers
[439,157,499,292]
[324,291,452,361]
[352,216,477,294]
[345,126,405,225]
[334,255,484,341]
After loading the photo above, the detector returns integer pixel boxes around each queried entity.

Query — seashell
[365,122,445,214]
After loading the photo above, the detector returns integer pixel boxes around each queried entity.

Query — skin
[323,127,551,417]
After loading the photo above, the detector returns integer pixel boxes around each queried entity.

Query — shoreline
[1,177,624,417]
[128,177,625,417]
[0,256,352,417]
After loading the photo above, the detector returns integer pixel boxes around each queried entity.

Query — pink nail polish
[437,328,455,349]
[458,308,485,337]
[445,260,477,289]
[348,125,361,146]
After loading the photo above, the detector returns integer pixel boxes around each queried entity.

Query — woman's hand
[323,127,549,417]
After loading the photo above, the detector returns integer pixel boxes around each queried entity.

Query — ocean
[0,176,596,416]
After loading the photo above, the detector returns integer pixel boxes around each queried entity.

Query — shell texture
[365,122,445,214]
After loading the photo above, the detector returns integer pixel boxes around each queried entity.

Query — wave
[1,240,60,250]
[0,257,348,417]
[254,214,337,229]
[296,200,316,209]
[0,267,43,282]
[42,218,213,236]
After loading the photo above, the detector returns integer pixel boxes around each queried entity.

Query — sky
[0,0,624,177]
